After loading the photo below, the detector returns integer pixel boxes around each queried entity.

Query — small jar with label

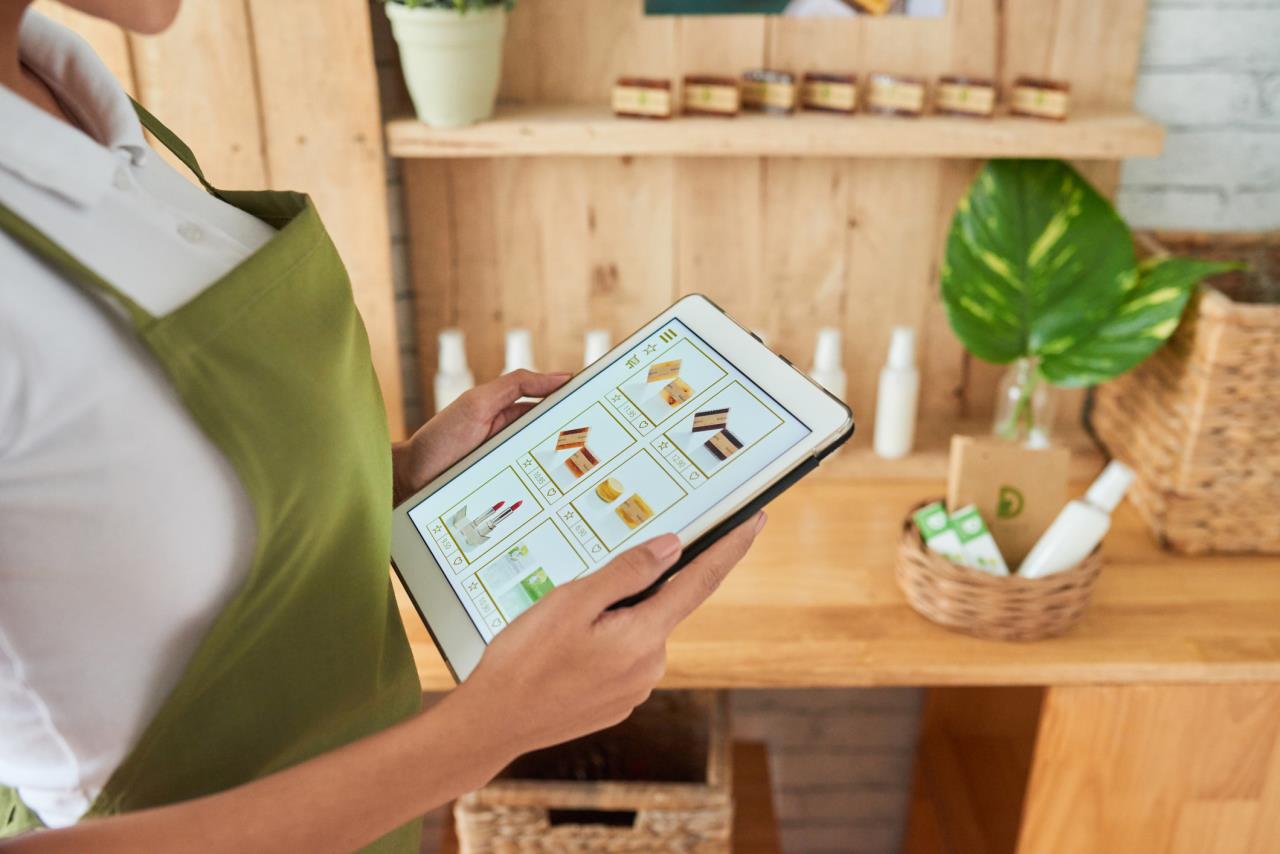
[1010,77,1071,121]
[934,75,997,118]
[801,72,858,114]
[683,75,741,117]
[612,78,674,120]
[865,72,928,117]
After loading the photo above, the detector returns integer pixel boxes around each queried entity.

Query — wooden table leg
[1017,684,1280,854]
[903,687,1046,854]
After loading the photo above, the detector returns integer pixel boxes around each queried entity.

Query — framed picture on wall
[644,0,946,17]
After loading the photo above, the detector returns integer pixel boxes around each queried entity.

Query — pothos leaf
[941,159,1136,366]
[1038,257,1243,386]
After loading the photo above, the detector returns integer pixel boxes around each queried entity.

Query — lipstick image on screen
[564,447,599,478]
[482,500,522,535]
[647,359,682,383]
[705,429,743,461]
[691,407,729,432]
[660,378,693,407]
[555,426,590,451]
[472,501,504,526]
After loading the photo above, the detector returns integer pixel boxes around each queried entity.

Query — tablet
[391,294,853,681]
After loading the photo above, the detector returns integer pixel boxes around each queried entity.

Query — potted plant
[941,158,1237,447]
[385,0,514,128]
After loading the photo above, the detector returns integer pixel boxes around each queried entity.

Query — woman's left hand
[392,370,572,505]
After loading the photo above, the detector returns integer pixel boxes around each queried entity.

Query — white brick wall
[1117,0,1280,230]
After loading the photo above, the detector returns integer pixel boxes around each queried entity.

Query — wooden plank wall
[404,0,1149,443]
[31,0,406,437]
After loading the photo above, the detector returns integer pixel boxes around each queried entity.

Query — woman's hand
[392,370,572,505]
[4,518,764,854]
[452,514,767,758]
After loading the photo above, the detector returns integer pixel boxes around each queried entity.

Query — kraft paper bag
[946,436,1070,566]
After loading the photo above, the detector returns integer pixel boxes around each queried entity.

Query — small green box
[519,568,555,602]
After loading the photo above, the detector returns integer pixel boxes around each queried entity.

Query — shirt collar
[0,10,150,208]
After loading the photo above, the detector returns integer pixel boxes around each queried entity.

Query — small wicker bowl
[895,500,1103,642]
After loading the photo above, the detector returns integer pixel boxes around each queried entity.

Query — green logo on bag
[997,485,1024,519]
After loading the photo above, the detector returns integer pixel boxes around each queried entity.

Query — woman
[0,2,764,850]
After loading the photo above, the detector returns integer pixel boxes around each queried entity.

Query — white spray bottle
[583,329,611,367]
[873,326,919,459]
[809,327,847,401]
[1019,461,1135,578]
[434,329,474,413]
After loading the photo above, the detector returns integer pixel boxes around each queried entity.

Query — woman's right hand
[455,512,766,758]
[4,515,762,854]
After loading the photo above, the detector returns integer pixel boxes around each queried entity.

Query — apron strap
[130,99,219,196]
[0,199,153,328]
[0,101,230,328]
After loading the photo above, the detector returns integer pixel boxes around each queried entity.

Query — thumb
[575,534,682,614]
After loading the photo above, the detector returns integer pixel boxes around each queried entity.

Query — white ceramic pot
[385,3,506,128]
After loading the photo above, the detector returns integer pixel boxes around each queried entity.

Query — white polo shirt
[1,11,268,827]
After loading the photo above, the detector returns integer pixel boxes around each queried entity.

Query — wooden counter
[401,479,1280,692]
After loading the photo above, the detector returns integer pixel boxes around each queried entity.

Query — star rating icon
[642,343,658,355]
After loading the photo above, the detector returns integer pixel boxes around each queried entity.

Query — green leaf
[1038,257,1242,386]
[941,159,1136,365]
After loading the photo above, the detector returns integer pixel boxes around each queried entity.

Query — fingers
[574,534,683,615]
[474,370,573,412]
[640,512,765,633]
[488,401,538,436]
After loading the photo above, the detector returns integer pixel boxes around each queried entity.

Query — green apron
[0,104,422,851]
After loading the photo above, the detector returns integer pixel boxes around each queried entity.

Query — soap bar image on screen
[692,407,730,432]
[647,359,683,383]
[564,447,599,478]
[555,426,590,450]
[616,494,654,529]
[706,429,743,461]
[661,378,693,406]
[596,477,623,502]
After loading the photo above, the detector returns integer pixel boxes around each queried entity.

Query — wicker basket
[1089,232,1280,554]
[455,691,732,853]
[895,502,1103,641]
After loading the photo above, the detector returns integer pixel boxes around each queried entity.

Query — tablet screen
[406,319,811,640]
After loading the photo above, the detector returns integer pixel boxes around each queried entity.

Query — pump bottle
[1019,461,1135,578]
[434,329,474,413]
[809,327,847,401]
[503,328,536,374]
[873,327,919,459]
[583,329,611,367]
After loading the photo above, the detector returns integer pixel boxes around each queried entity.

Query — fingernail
[647,534,682,563]
[550,371,572,378]
[754,512,768,534]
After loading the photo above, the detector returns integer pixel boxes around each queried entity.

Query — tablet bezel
[390,294,853,681]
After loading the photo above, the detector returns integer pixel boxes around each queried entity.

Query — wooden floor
[400,478,1280,691]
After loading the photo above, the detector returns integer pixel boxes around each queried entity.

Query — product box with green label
[946,436,1069,566]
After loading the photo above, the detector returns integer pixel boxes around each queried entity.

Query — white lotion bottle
[873,326,919,459]
[583,329,611,367]
[809,327,847,400]
[434,329,474,413]
[503,328,536,374]
[1019,461,1135,578]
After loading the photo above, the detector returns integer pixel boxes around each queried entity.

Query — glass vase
[993,357,1058,448]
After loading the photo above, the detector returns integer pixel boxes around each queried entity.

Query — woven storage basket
[455,691,731,853]
[895,502,1103,641]
[1089,232,1280,554]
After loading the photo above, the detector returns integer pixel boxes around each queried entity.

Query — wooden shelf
[400,478,1280,692]
[386,105,1164,159]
